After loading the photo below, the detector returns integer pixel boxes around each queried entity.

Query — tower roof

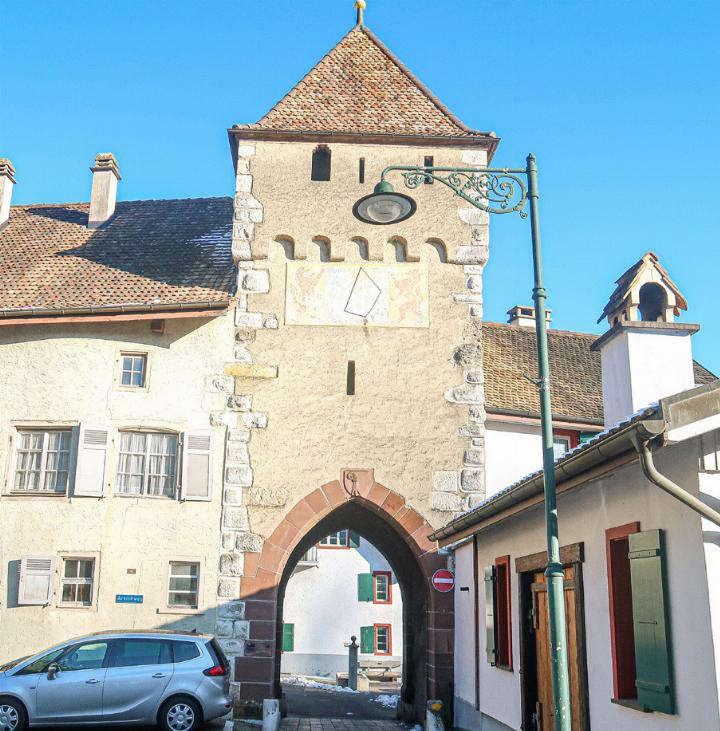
[231,25,495,147]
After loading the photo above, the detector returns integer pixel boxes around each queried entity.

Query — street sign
[116,594,143,604]
[432,569,455,593]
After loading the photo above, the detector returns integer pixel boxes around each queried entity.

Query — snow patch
[372,694,400,708]
[282,675,359,693]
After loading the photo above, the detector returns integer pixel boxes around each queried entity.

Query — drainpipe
[633,434,720,527]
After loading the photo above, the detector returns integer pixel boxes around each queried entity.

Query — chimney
[88,153,121,229]
[507,305,551,328]
[592,253,698,428]
[0,158,16,230]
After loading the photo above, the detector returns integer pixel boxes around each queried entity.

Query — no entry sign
[432,569,455,593]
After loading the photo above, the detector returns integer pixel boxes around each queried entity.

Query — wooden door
[530,566,586,730]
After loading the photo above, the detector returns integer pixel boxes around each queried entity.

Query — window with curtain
[116,431,178,497]
[13,429,72,493]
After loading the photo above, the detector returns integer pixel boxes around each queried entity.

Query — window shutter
[282,623,295,652]
[484,566,497,664]
[181,430,213,501]
[74,425,110,497]
[18,556,56,605]
[357,573,374,602]
[360,626,374,654]
[348,531,360,548]
[628,529,674,714]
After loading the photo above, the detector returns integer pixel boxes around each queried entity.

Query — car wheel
[0,698,27,731]
[159,697,202,731]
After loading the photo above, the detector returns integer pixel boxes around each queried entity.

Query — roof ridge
[11,196,233,209]
[483,320,600,339]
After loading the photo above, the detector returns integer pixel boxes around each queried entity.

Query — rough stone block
[460,468,485,493]
[457,208,487,226]
[263,314,279,329]
[241,412,268,429]
[223,488,243,506]
[210,411,237,428]
[431,492,465,512]
[459,423,485,438]
[217,638,244,656]
[466,275,482,292]
[235,532,264,552]
[235,311,265,329]
[469,304,483,318]
[235,327,256,343]
[237,145,256,158]
[463,448,484,466]
[215,619,234,637]
[227,428,251,443]
[245,487,288,507]
[226,442,249,463]
[240,270,270,294]
[222,531,236,550]
[227,394,252,411]
[453,343,483,367]
[465,369,483,384]
[233,223,255,241]
[454,245,488,266]
[232,240,252,261]
[444,384,483,404]
[453,292,483,305]
[236,174,253,193]
[217,577,240,598]
[217,601,246,620]
[220,553,244,577]
[464,493,486,511]
[233,346,253,363]
[223,507,250,531]
[433,471,459,493]
[225,465,253,486]
[233,620,251,640]
[461,150,487,166]
[469,406,486,422]
[205,375,234,393]
[226,363,278,379]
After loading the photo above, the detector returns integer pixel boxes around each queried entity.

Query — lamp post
[353,155,571,730]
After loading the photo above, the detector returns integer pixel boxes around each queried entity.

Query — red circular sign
[432,569,455,593]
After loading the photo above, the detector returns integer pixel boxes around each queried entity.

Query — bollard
[348,635,359,691]
[262,699,281,731]
[426,700,444,731]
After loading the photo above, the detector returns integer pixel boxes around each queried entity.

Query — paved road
[281,719,406,731]
[283,683,399,721]
[35,718,228,731]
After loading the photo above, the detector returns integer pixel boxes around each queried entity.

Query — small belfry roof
[232,25,494,143]
[597,251,688,324]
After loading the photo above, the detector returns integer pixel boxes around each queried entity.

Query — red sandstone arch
[234,472,454,721]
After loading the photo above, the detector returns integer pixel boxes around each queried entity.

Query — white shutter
[181,430,213,501]
[74,425,110,497]
[18,556,56,605]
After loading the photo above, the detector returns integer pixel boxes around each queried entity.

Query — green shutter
[484,566,497,665]
[360,625,375,654]
[282,623,294,652]
[628,529,674,714]
[358,573,374,601]
[349,531,360,548]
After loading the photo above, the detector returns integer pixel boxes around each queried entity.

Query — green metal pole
[526,153,571,730]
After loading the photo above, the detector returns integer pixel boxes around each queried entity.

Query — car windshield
[13,646,67,675]
[0,656,29,672]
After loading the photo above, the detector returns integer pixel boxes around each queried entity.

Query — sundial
[344,268,382,319]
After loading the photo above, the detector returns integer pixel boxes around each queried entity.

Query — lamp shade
[353,182,417,225]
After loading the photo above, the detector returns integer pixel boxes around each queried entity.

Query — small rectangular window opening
[359,158,365,184]
[121,353,147,387]
[347,360,356,396]
[424,156,434,184]
[311,145,331,181]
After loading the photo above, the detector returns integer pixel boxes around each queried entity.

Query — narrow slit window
[424,155,434,184]
[347,360,356,395]
[311,145,331,181]
[359,158,365,184]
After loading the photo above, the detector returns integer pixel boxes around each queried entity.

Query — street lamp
[354,155,571,730]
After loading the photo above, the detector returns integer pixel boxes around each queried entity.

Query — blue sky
[3,1,719,371]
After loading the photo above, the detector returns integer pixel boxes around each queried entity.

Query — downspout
[633,434,720,527]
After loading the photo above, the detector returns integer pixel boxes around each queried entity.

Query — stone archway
[234,472,453,722]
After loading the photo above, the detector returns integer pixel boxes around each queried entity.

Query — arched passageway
[235,474,453,722]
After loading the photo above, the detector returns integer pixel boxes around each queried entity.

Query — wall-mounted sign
[116,594,143,604]
[431,569,455,593]
[285,262,429,328]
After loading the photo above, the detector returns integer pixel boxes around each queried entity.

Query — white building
[281,530,403,678]
[436,255,720,731]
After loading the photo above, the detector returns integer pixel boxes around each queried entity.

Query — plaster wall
[452,439,719,731]
[485,421,544,498]
[0,314,235,661]
[281,539,403,677]
[700,470,720,704]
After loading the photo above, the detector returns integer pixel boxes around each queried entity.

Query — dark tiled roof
[482,323,604,422]
[694,360,717,385]
[235,26,490,139]
[0,198,235,313]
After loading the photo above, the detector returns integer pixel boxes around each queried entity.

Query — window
[700,429,720,472]
[168,561,200,609]
[60,558,95,606]
[58,641,109,671]
[116,431,178,497]
[484,556,512,669]
[606,525,675,713]
[373,571,392,604]
[13,429,72,493]
[374,624,392,655]
[120,353,147,388]
[552,429,579,460]
[110,638,171,667]
[359,157,365,184]
[423,155,434,184]
[173,641,201,663]
[311,145,331,181]
[16,647,65,675]
[320,530,349,547]
[298,546,318,565]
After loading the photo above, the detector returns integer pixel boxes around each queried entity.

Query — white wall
[453,438,720,731]
[485,421,543,498]
[700,471,720,705]
[281,537,403,677]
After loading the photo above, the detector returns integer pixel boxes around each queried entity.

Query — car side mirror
[47,663,60,679]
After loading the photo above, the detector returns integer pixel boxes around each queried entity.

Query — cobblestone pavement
[281,720,406,731]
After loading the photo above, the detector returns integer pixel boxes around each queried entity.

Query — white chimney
[88,153,121,229]
[0,158,16,229]
[592,253,698,428]
[507,304,551,328]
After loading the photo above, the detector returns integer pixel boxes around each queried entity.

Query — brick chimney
[88,153,121,229]
[0,158,16,230]
[507,305,551,328]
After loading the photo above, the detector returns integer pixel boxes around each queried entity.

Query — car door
[102,637,174,722]
[35,639,110,723]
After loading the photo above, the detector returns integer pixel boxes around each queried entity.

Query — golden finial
[355,0,366,26]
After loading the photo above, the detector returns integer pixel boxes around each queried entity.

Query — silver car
[0,630,232,731]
